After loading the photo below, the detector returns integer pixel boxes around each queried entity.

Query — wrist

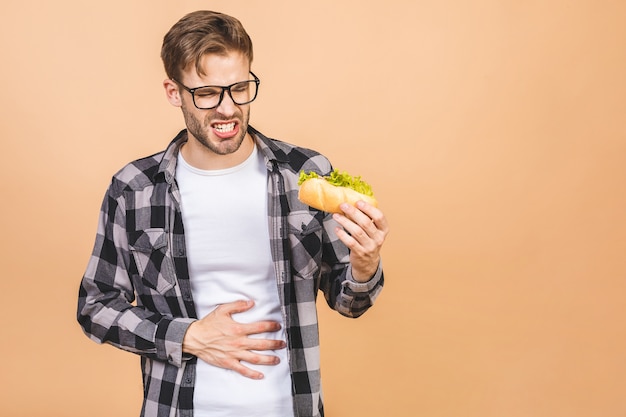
[181,320,200,355]
[352,261,379,283]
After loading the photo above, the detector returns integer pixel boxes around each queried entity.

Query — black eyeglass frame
[172,71,260,110]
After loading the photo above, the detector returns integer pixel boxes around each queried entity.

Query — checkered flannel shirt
[77,126,384,417]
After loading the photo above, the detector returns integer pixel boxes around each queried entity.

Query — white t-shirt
[176,145,294,417]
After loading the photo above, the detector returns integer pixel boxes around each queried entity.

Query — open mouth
[214,122,236,133]
[212,121,239,138]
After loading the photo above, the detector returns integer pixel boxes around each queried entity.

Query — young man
[77,10,388,417]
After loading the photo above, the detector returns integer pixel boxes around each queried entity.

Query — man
[77,10,388,417]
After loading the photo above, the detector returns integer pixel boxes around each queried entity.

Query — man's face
[177,51,252,157]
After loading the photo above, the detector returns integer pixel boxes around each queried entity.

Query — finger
[333,211,372,244]
[242,337,287,351]
[335,204,376,236]
[223,352,282,380]
[226,358,266,380]
[334,226,360,251]
[238,350,282,366]
[355,201,389,232]
[216,299,255,316]
[334,203,389,245]
[239,320,284,336]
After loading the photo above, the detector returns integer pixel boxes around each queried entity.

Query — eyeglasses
[172,72,260,110]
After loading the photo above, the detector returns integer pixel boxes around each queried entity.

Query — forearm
[319,210,385,317]
[77,280,195,366]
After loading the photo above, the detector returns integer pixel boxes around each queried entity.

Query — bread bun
[298,178,378,213]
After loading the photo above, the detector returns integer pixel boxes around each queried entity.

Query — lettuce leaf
[298,169,375,196]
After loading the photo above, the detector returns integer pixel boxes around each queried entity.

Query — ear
[163,79,182,107]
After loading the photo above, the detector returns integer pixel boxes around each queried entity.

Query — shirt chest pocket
[287,211,324,280]
[128,228,176,294]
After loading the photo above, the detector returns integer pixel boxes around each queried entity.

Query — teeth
[214,122,235,133]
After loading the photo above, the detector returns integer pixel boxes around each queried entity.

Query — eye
[232,82,250,93]
[195,88,221,98]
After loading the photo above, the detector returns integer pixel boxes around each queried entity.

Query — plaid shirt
[77,127,384,417]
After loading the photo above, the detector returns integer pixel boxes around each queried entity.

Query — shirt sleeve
[77,182,194,367]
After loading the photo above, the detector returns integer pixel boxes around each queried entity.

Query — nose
[215,90,238,115]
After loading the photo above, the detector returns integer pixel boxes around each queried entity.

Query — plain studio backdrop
[1,1,625,416]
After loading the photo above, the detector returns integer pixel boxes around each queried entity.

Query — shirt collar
[155,126,288,183]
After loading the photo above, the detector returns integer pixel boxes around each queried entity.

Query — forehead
[184,51,250,86]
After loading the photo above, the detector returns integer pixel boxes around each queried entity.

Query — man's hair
[161,10,253,81]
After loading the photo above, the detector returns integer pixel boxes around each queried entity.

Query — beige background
[1,1,625,416]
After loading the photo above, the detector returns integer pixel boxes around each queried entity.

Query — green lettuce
[298,169,375,197]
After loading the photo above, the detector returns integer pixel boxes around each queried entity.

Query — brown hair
[161,10,253,81]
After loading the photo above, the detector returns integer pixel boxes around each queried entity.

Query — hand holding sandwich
[298,170,389,282]
[334,200,388,282]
